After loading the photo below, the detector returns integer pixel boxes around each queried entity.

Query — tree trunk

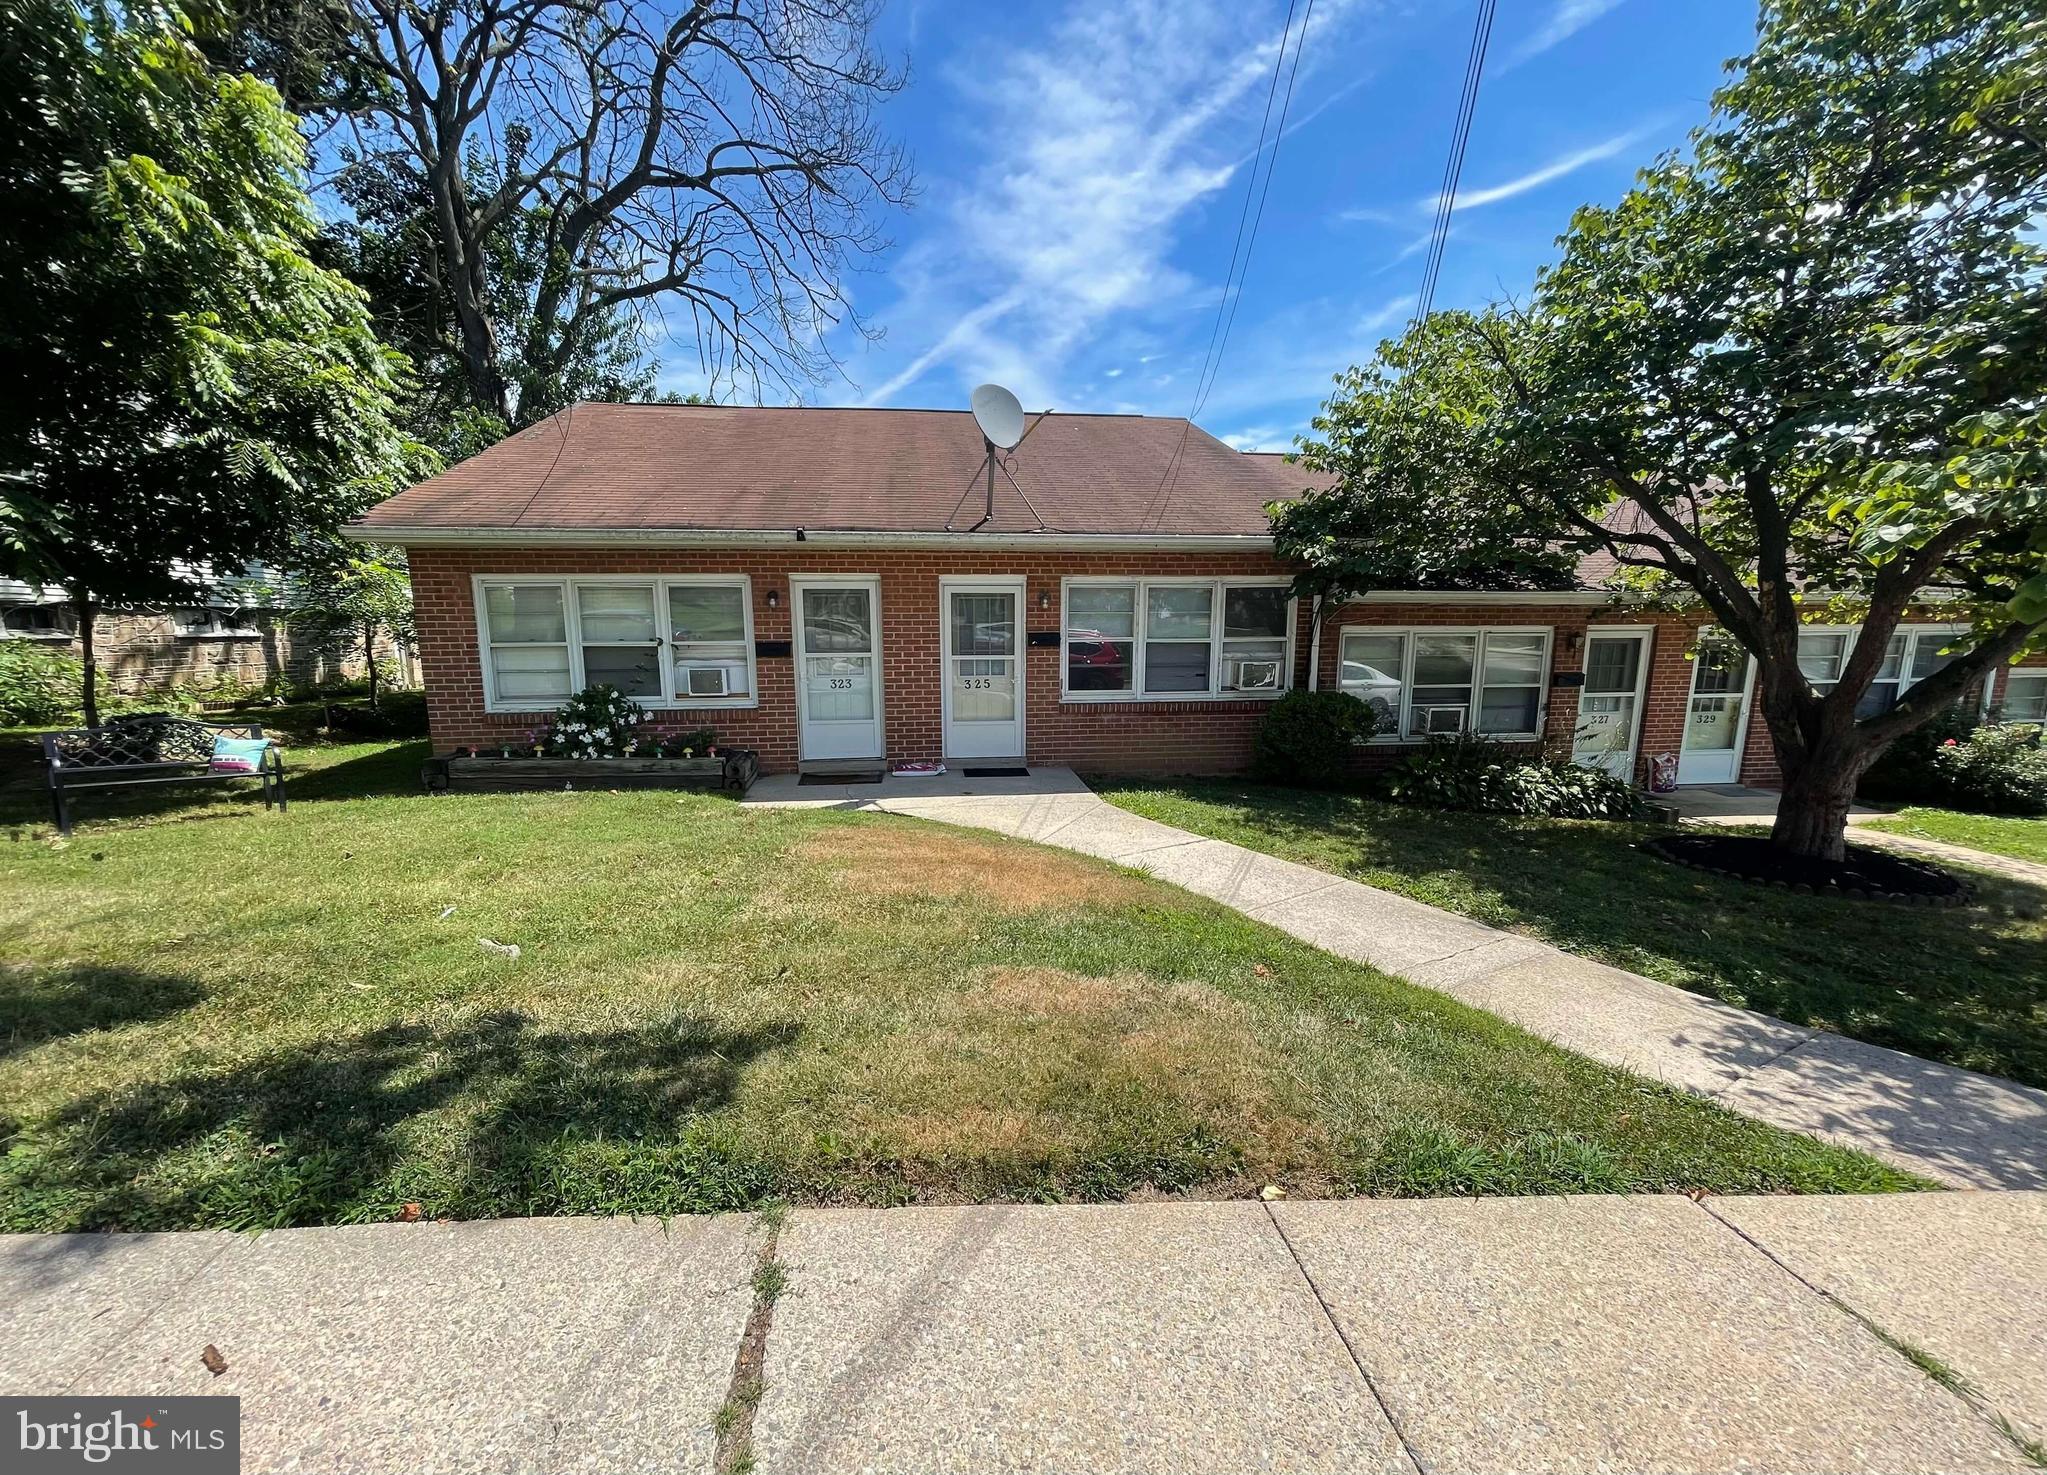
[362,619,378,710]
[1769,757,1863,862]
[76,594,99,728]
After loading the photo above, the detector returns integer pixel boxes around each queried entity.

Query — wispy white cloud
[1220,426,1290,451]
[1425,125,1655,212]
[1503,0,1628,70]
[1356,293,1417,336]
[1371,230,1436,275]
[1335,205,1406,227]
[856,0,1373,409]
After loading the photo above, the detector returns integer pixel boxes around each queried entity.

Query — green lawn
[0,740,1917,1233]
[1094,780,2047,1091]
[1862,807,2047,866]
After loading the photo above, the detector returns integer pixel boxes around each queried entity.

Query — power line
[1143,0,1318,529]
[1407,0,1497,345]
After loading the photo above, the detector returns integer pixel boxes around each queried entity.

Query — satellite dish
[970,383,1026,450]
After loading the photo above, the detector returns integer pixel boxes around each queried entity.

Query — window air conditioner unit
[684,666,731,697]
[1234,659,1281,691]
[1422,705,1468,735]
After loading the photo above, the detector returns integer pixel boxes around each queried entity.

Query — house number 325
[960,677,993,690]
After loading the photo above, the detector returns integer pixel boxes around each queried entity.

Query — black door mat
[799,770,885,786]
[963,766,1029,778]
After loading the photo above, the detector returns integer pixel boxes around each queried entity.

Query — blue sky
[663,0,1761,450]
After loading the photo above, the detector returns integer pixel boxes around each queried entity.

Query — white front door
[941,580,1024,760]
[793,578,883,762]
[1677,631,1754,785]
[1572,629,1651,780]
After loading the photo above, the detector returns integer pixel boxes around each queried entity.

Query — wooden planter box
[422,749,759,795]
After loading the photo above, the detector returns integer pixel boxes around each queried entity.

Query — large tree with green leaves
[1275,0,2047,861]
[0,0,428,725]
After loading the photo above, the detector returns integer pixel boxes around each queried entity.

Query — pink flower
[1942,738,1958,747]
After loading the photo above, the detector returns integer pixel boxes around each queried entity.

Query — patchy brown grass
[798,824,1160,912]
[840,966,1319,1179]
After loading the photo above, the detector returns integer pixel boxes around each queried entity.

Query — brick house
[349,402,2047,781]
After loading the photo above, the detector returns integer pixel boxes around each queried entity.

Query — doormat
[799,770,885,786]
[962,766,1029,778]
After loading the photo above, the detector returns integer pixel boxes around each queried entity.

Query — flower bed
[422,748,759,794]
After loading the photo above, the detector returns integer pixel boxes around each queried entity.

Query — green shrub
[540,683,652,757]
[323,691,428,738]
[1857,706,1974,803]
[1924,723,2047,815]
[0,642,95,726]
[1252,690,1378,786]
[1384,732,1646,820]
[1861,710,2047,815]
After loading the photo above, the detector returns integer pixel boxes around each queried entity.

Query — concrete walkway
[746,770,2047,1190]
[5,1194,2042,1473]
[1664,783,2047,888]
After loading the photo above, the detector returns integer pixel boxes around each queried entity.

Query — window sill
[1059,690,1288,706]
[1363,732,1543,745]
[2,632,75,643]
[483,698,760,716]
[177,633,262,641]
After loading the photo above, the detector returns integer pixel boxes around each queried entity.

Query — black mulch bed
[1646,832,1970,906]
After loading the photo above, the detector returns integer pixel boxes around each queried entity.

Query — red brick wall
[1314,601,1726,784]
[411,546,2029,782]
[406,545,1307,773]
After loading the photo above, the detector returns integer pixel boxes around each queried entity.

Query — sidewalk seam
[1692,1197,2043,1465]
[1700,1031,1820,1101]
[1263,1203,1427,1475]
[713,1211,787,1475]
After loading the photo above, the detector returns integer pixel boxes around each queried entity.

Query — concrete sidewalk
[746,771,2047,1190]
[5,1194,2042,1473]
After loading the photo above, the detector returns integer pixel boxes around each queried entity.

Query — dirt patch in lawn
[798,825,1160,913]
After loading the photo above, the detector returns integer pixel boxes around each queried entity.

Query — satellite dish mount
[953,383,1053,532]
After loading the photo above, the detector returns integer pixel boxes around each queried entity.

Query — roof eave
[342,524,1278,553]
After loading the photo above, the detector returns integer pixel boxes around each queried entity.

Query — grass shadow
[0,965,208,1061]
[3,1007,802,1231]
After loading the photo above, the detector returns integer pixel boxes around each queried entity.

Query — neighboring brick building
[351,402,2045,781]
[0,578,410,697]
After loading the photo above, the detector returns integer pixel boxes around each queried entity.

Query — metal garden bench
[39,714,285,835]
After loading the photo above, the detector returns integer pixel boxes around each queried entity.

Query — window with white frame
[1796,625,1969,718]
[1061,578,1292,699]
[477,576,755,710]
[1337,627,1553,739]
[173,606,262,638]
[1999,669,2047,723]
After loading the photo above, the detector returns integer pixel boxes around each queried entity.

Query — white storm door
[1677,631,1754,785]
[793,578,883,761]
[942,580,1024,760]
[1572,630,1650,779]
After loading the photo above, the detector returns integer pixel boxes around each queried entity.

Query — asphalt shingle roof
[357,403,1323,538]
